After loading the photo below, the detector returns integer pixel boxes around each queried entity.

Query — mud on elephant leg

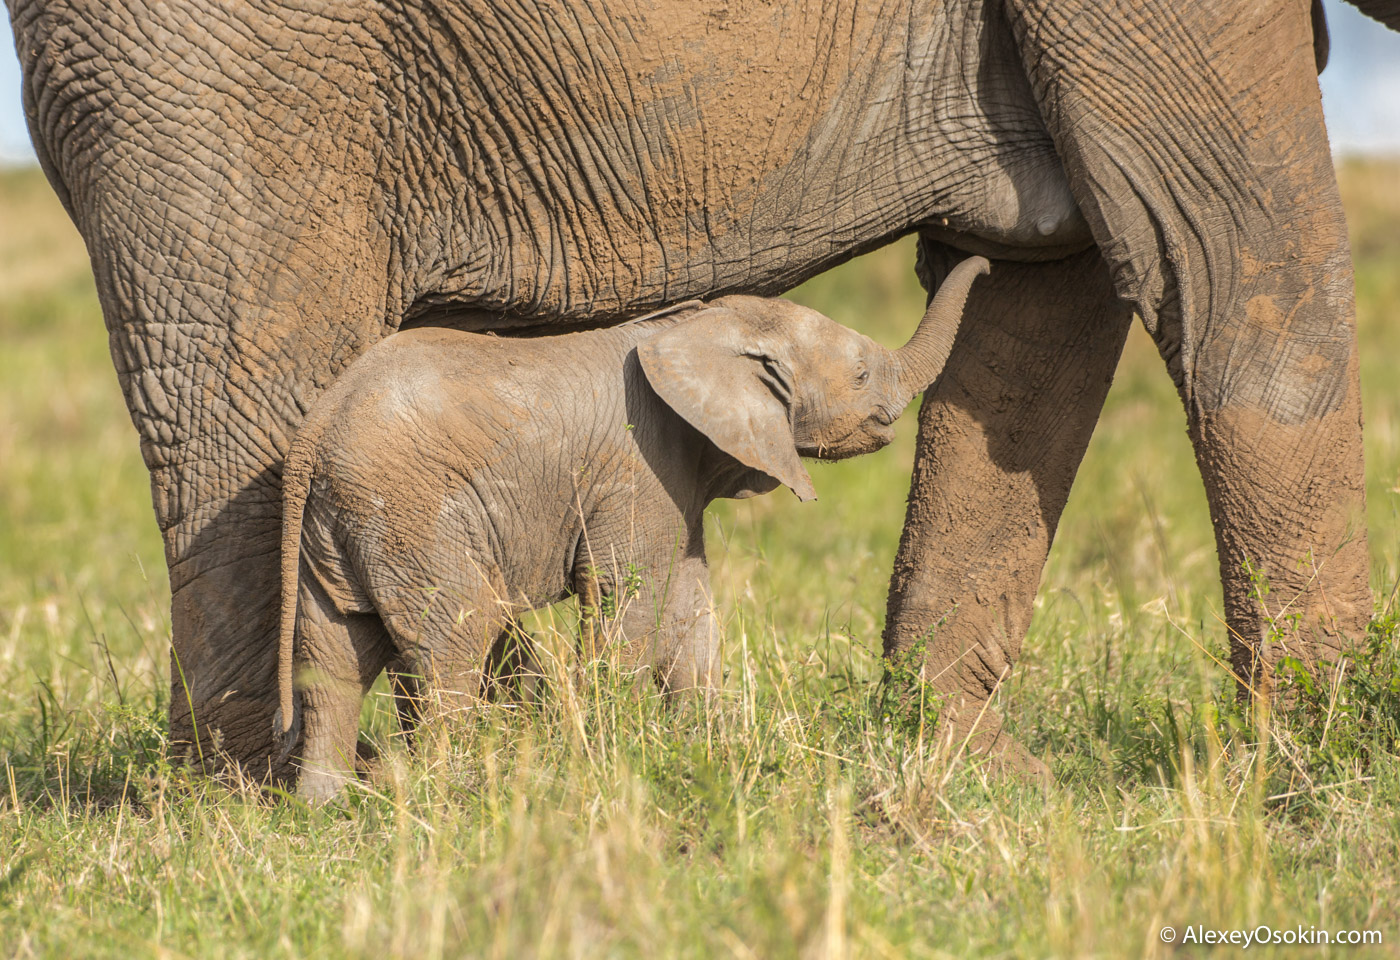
[1185,228,1370,704]
[884,246,1133,776]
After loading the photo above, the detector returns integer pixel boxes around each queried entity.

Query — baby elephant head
[637,255,990,501]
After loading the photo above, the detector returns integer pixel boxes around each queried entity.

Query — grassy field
[2,160,1400,958]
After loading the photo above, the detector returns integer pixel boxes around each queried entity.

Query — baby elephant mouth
[798,420,897,460]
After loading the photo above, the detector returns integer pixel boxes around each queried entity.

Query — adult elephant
[8,0,1392,775]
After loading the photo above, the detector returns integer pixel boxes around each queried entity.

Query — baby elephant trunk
[893,255,990,405]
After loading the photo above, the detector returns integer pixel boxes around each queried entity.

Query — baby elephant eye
[854,369,870,387]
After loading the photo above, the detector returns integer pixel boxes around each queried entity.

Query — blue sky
[2,0,1397,164]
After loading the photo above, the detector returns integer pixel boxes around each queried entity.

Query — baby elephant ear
[637,308,818,502]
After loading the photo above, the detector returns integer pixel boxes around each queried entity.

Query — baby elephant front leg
[652,559,721,695]
[590,555,719,695]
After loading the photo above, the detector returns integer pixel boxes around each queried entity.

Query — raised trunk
[893,256,989,401]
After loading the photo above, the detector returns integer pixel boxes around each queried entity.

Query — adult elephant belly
[399,0,1088,327]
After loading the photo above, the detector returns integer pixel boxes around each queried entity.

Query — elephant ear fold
[637,308,818,502]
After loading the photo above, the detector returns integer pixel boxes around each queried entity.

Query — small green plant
[1194,560,1400,814]
[585,562,645,619]
[825,627,943,754]
[1273,612,1400,776]
[872,630,944,738]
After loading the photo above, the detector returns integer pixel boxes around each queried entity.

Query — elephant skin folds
[7,0,1372,770]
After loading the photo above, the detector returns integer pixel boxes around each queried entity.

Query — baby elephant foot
[297,765,356,805]
[294,697,363,803]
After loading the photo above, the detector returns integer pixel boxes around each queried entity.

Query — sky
[2,0,1397,165]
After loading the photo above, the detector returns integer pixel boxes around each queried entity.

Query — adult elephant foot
[884,247,1132,774]
[951,715,1052,786]
[979,733,1051,786]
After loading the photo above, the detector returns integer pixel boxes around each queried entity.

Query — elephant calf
[276,257,990,800]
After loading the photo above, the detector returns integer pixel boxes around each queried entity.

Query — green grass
[3,160,1400,957]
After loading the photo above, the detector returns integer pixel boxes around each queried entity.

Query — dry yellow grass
[2,162,1399,958]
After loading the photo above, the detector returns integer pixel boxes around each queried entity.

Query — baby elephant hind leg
[389,617,537,758]
[374,583,506,736]
[293,576,395,803]
[481,620,544,704]
[387,668,424,746]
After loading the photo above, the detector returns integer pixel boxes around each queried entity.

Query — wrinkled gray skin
[279,263,986,801]
[8,0,1397,777]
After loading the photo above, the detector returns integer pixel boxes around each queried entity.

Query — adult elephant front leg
[884,247,1132,773]
[1187,202,1369,699]
[1007,0,1372,703]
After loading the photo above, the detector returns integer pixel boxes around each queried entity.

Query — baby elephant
[277,257,990,800]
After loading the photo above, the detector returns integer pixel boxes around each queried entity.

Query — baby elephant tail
[274,441,315,756]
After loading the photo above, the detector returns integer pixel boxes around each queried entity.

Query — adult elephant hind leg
[9,4,395,776]
[883,247,1133,778]
[1174,38,1371,695]
[155,317,385,778]
[165,481,286,776]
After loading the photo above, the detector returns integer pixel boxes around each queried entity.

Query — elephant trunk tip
[894,255,990,403]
